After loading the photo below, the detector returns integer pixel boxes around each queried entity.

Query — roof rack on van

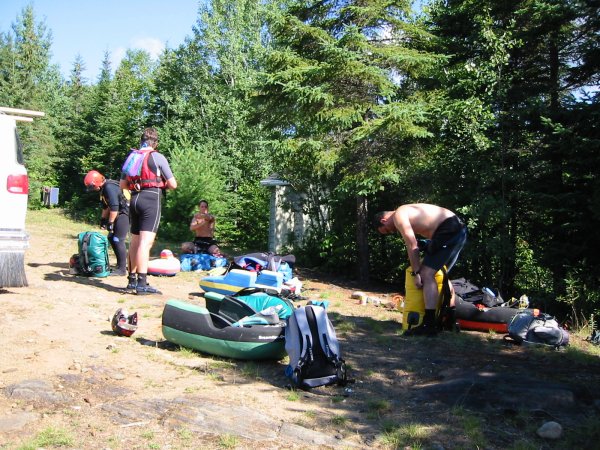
[0,106,45,123]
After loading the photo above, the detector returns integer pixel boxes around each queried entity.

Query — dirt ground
[1,209,600,450]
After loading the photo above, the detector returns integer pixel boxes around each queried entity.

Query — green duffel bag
[77,231,110,278]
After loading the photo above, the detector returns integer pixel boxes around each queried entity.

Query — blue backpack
[285,305,348,389]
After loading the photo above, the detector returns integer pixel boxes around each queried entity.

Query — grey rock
[536,421,563,439]
[280,422,359,447]
[414,372,575,413]
[0,411,38,432]
[5,379,69,404]
[162,399,278,441]
[102,396,359,447]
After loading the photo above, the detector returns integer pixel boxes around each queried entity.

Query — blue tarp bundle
[180,253,227,272]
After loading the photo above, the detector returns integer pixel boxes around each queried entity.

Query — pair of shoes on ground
[135,285,162,295]
[123,281,162,295]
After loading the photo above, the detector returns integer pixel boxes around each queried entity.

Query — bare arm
[164,177,177,190]
[190,213,214,231]
[190,214,200,231]
[392,207,422,279]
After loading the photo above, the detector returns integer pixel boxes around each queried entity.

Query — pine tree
[426,0,600,313]
[257,0,443,279]
[0,4,63,207]
[150,0,272,249]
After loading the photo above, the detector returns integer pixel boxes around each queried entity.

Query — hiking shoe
[135,285,162,295]
[109,269,127,276]
[123,281,137,293]
[404,324,438,337]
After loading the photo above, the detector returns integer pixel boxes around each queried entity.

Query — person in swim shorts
[374,203,467,336]
[190,199,218,253]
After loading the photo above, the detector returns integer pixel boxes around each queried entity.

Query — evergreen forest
[1,0,599,325]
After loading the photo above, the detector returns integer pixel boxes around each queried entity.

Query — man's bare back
[374,202,466,336]
[392,204,455,240]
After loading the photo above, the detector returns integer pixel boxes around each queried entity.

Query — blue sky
[0,0,201,82]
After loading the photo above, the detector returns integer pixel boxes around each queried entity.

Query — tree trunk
[548,33,567,296]
[356,195,369,283]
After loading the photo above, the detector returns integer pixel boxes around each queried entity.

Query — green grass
[451,406,488,448]
[367,399,393,419]
[16,427,75,449]
[556,413,600,449]
[509,440,539,450]
[141,430,155,440]
[28,208,84,232]
[178,346,198,358]
[368,399,392,414]
[240,362,260,379]
[177,427,194,443]
[206,372,225,382]
[378,422,430,449]
[304,410,317,419]
[330,415,349,426]
[364,369,376,378]
[335,320,356,334]
[217,434,238,449]
[208,360,236,370]
[366,317,384,334]
[286,390,300,401]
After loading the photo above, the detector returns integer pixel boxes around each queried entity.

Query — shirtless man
[374,203,467,335]
[190,200,217,253]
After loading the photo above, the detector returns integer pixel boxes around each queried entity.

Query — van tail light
[7,174,29,194]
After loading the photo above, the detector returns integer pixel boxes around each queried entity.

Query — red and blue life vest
[124,148,165,191]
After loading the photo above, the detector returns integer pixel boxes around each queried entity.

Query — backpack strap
[312,306,340,360]
[310,305,351,386]
[80,232,92,272]
[292,307,314,385]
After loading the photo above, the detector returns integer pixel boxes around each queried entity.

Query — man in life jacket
[374,203,467,336]
[84,170,130,276]
[119,127,177,295]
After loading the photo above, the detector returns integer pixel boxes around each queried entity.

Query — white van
[0,106,44,287]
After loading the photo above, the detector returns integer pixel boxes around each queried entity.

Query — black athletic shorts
[130,188,162,234]
[193,237,218,253]
[423,215,467,272]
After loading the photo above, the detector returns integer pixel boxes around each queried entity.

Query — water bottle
[519,294,529,309]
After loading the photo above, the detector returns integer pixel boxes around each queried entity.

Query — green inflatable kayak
[162,293,292,360]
